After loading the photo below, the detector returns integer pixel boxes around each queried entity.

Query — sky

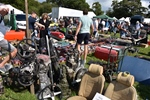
[38,0,149,11]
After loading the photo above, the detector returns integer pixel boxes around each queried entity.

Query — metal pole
[25,0,30,39]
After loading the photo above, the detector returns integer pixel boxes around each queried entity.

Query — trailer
[51,7,96,19]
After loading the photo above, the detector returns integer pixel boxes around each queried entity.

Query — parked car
[15,14,26,30]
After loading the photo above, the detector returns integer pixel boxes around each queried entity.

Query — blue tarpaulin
[119,56,150,85]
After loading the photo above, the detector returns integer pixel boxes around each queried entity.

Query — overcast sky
[38,0,149,11]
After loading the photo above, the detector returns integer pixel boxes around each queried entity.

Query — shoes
[0,67,6,73]
[80,60,86,68]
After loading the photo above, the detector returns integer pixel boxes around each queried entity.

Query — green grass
[0,33,150,100]
[0,88,36,100]
[134,82,150,100]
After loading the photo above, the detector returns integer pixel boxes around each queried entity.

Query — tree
[92,2,104,16]
[1,0,40,15]
[106,0,148,19]
[46,0,90,10]
[39,2,54,16]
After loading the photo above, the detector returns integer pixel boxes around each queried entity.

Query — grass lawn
[0,33,150,100]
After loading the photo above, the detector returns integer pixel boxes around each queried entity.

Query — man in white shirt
[93,18,99,37]
[74,9,94,67]
[0,5,17,73]
[135,21,143,38]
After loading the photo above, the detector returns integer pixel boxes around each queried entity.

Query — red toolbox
[94,46,118,63]
[51,31,65,40]
[5,30,25,41]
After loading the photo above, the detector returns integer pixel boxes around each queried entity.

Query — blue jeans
[120,30,126,38]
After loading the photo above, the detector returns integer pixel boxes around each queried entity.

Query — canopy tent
[6,4,24,14]
[88,11,96,18]
[113,17,118,20]
[119,17,125,21]
[124,17,130,22]
[144,18,150,23]
[52,7,96,19]
[93,14,114,20]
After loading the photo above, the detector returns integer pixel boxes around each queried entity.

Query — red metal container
[4,30,25,41]
[94,46,118,62]
[50,31,65,40]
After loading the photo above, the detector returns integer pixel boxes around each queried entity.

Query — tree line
[0,0,150,18]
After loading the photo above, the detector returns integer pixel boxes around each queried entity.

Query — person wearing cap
[0,5,17,73]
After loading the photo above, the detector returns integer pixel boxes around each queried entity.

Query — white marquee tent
[144,18,150,23]
[52,7,96,19]
[6,4,24,14]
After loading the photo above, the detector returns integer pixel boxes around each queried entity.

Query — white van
[15,14,26,30]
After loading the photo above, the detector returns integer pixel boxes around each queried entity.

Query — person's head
[125,21,130,26]
[0,5,9,16]
[31,11,37,18]
[83,9,88,15]
[136,21,140,24]
[41,13,48,19]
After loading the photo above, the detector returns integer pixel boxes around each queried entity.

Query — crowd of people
[0,3,148,73]
[92,17,145,39]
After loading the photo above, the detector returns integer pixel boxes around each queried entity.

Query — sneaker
[81,60,86,66]
[80,64,84,68]
[0,67,6,73]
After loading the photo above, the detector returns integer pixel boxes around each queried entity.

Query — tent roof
[6,4,24,14]
[52,7,96,19]
[119,17,125,21]
[88,11,96,18]
[93,14,114,20]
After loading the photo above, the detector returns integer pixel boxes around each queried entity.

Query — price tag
[92,92,111,100]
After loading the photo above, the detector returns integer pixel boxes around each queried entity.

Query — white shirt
[0,20,5,41]
[102,21,105,26]
[93,19,98,31]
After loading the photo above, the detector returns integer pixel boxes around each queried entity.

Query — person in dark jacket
[39,13,50,54]
[39,13,50,39]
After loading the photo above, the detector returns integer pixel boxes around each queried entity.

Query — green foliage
[1,0,95,16]
[134,82,150,100]
[106,0,148,19]
[38,2,53,16]
[46,0,90,10]
[92,2,104,16]
[0,88,36,100]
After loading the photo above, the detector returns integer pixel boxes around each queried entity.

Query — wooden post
[25,0,34,94]
[30,84,35,94]
[25,0,30,39]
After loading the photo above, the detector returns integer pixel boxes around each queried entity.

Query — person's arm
[35,22,45,29]
[90,23,94,37]
[75,21,81,36]
[95,20,98,31]
[74,21,81,41]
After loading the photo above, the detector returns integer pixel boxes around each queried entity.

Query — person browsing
[74,9,94,67]
[0,5,17,73]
